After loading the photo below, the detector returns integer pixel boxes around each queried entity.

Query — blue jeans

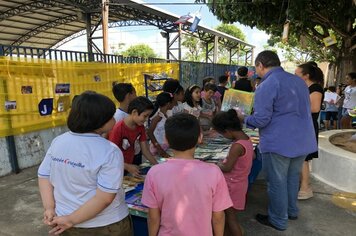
[261,152,306,229]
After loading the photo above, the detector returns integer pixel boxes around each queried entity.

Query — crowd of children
[37,66,355,235]
[38,73,258,236]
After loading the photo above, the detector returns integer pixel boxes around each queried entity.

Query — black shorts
[325,111,338,120]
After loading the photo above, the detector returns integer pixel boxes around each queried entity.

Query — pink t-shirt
[142,158,232,236]
[223,139,253,210]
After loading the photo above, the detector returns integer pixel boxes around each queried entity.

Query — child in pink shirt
[212,109,254,236]
[142,113,232,236]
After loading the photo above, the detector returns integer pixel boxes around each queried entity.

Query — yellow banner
[0,57,179,137]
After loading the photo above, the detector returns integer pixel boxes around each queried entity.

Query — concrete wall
[0,138,12,176]
[0,126,67,177]
[312,130,356,193]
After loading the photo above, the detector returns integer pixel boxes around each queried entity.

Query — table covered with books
[123,129,260,236]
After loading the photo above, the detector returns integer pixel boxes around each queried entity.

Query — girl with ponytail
[147,92,174,158]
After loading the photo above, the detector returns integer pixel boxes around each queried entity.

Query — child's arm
[215,97,222,112]
[212,211,225,236]
[218,143,245,173]
[124,163,140,177]
[140,141,159,165]
[147,208,161,236]
[147,116,169,158]
[49,189,116,235]
[38,178,56,226]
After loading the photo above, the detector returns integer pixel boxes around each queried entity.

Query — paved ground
[0,166,355,236]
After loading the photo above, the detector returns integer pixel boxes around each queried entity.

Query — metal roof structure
[0,0,255,64]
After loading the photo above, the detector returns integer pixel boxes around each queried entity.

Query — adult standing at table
[233,66,254,92]
[243,51,317,231]
[295,62,324,200]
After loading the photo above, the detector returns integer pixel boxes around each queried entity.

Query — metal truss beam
[11,15,78,46]
[52,20,151,49]
[0,0,65,21]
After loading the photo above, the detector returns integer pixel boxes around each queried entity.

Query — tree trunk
[335,40,356,85]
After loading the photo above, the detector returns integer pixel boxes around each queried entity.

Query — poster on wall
[21,86,33,94]
[93,75,101,82]
[5,101,17,110]
[57,96,70,112]
[221,89,254,115]
[38,98,53,116]
[55,83,70,94]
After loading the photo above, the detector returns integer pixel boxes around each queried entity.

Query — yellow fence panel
[0,57,179,137]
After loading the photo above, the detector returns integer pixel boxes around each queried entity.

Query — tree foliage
[182,35,204,61]
[201,0,356,82]
[181,23,246,63]
[122,44,157,58]
[216,24,246,41]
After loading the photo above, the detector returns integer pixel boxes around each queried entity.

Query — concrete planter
[312,130,356,193]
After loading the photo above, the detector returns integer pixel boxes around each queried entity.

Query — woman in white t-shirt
[341,72,356,128]
[38,91,132,235]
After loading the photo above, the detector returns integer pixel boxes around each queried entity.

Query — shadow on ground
[0,166,355,236]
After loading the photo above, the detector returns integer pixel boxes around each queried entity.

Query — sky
[58,0,270,58]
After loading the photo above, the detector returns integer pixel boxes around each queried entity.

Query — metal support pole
[178,24,182,61]
[251,47,254,66]
[213,35,218,64]
[85,13,94,62]
[229,48,232,65]
[205,43,209,63]
[166,33,170,60]
[102,0,109,54]
[6,136,20,174]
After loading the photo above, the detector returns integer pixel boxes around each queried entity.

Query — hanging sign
[323,35,337,47]
[282,20,290,43]
[174,14,192,25]
[190,13,201,32]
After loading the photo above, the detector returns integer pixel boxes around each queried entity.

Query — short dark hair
[128,96,154,115]
[112,83,135,102]
[348,72,356,81]
[212,109,242,133]
[255,50,281,68]
[67,91,115,133]
[162,79,183,95]
[298,63,324,85]
[328,86,336,93]
[238,66,248,77]
[202,76,215,87]
[218,75,228,83]
[165,113,200,151]
[150,92,174,118]
[204,83,217,92]
[307,61,318,67]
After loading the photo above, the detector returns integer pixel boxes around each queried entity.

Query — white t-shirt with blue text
[113,108,129,122]
[38,132,128,228]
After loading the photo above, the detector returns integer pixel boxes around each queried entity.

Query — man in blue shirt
[245,51,317,230]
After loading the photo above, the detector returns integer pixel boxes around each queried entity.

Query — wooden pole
[102,0,109,54]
